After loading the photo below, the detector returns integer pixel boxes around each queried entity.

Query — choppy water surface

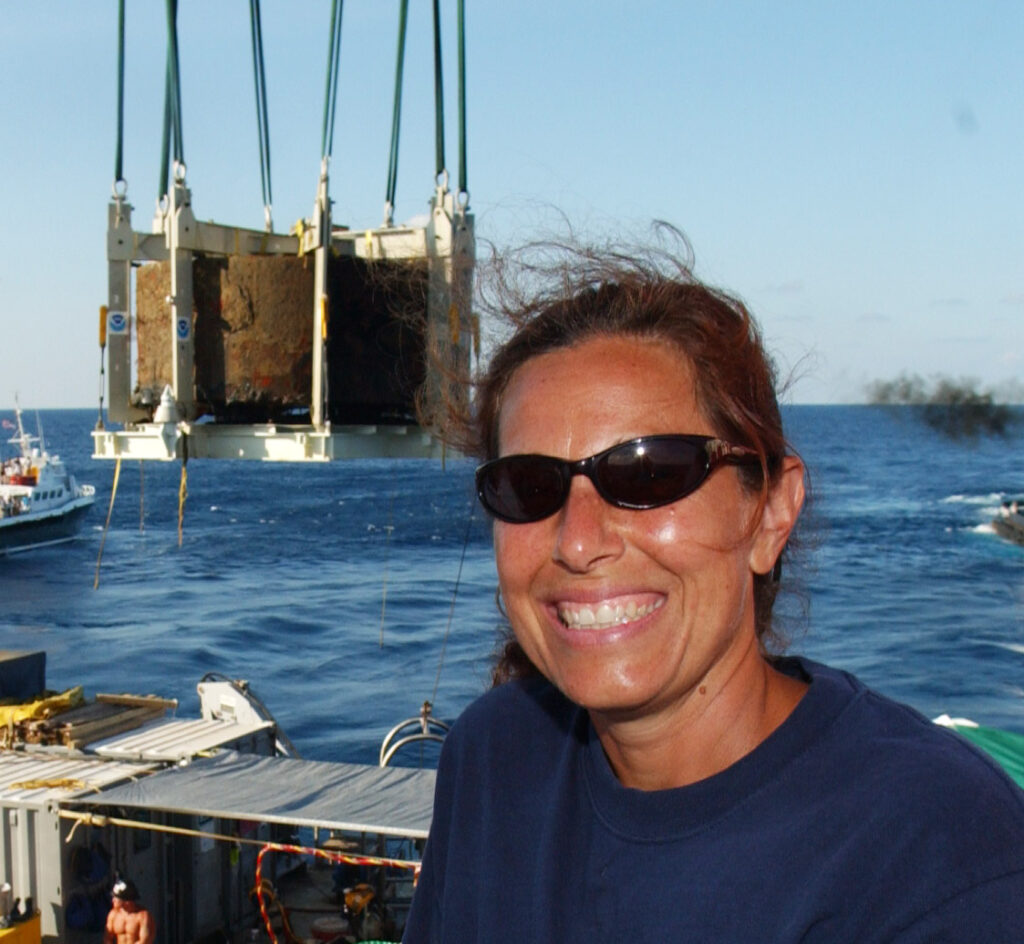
[1,406,1021,763]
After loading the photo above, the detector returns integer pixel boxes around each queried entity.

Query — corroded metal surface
[136,255,313,420]
[135,255,435,424]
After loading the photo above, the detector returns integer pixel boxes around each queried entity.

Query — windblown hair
[441,226,800,684]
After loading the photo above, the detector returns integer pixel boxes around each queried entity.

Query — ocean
[1,406,1022,765]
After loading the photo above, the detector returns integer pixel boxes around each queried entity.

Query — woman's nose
[552,476,625,573]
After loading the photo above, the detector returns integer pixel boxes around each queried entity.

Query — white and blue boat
[0,404,95,556]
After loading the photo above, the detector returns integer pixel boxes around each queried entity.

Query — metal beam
[91,423,455,462]
[311,162,330,430]
[106,198,150,424]
[168,176,195,419]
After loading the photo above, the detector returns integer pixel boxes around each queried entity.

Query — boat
[992,498,1024,546]
[3,650,1022,944]
[0,404,96,556]
[0,650,439,943]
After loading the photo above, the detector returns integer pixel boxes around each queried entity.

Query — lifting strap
[432,0,446,181]
[114,0,126,193]
[249,0,273,231]
[321,0,344,161]
[457,0,468,203]
[384,0,410,224]
[159,0,185,199]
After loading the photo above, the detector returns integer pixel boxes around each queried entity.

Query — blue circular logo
[108,312,127,334]
[176,317,190,340]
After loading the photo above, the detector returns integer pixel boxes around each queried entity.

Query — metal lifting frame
[95,180,474,462]
[95,1,474,463]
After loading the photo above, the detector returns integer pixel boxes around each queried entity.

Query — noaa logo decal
[108,311,127,334]
[176,317,191,340]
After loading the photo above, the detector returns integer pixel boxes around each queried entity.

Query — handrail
[379,700,450,767]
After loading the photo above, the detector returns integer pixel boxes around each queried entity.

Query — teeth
[558,597,663,629]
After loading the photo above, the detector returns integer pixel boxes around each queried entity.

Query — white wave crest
[942,492,1005,506]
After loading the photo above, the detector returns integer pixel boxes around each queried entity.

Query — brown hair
[445,230,798,683]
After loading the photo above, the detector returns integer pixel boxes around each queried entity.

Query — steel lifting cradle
[93,0,474,463]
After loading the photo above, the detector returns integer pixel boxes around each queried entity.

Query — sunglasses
[476,434,760,524]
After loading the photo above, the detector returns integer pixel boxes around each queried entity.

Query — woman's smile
[554,593,666,631]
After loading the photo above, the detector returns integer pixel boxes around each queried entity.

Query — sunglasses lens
[597,438,708,507]
[477,437,724,522]
[478,455,567,523]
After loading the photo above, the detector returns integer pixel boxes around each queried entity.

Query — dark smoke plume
[866,373,1018,439]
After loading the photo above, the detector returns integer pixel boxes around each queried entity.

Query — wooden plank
[60,706,162,742]
[62,706,164,748]
[96,693,178,710]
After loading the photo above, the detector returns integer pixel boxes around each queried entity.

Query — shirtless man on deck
[104,878,155,944]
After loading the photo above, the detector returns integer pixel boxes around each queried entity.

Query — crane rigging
[94,0,475,464]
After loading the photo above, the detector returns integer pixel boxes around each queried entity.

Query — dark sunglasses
[476,434,760,524]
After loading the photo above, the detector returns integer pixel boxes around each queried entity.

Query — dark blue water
[1,407,1021,764]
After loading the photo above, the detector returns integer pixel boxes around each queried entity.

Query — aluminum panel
[90,717,274,762]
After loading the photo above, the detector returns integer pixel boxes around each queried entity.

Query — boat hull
[993,516,1024,546]
[0,500,94,555]
[992,501,1024,547]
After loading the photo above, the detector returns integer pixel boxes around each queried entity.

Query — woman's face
[493,334,789,721]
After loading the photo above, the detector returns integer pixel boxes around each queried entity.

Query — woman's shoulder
[452,675,578,739]
[790,656,1024,829]
[434,676,586,800]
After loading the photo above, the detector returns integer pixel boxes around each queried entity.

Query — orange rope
[252,840,420,943]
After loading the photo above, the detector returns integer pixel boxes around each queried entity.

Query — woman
[404,238,1024,942]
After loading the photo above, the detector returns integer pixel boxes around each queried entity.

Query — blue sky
[2,1,1022,406]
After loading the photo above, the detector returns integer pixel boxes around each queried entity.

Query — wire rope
[379,496,395,648]
[93,457,122,590]
[430,499,475,705]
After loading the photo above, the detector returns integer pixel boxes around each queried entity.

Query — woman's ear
[749,456,805,576]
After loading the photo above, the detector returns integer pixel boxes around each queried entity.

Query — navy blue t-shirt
[404,658,1024,943]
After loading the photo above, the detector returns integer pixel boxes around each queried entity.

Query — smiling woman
[403,232,1024,943]
[489,334,808,789]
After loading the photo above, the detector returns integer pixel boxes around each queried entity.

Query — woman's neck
[589,648,808,791]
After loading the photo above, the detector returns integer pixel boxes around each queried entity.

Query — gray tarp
[69,749,437,839]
